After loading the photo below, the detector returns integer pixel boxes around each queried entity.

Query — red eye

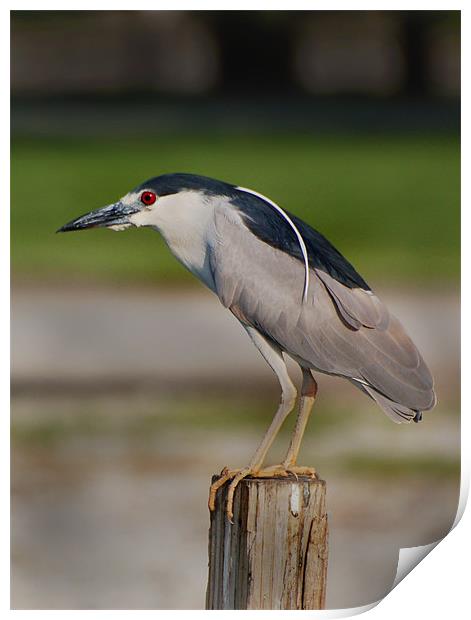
[140,191,156,206]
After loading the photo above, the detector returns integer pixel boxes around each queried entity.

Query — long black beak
[57,201,136,233]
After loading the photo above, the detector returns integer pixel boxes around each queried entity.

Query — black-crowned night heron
[59,173,436,519]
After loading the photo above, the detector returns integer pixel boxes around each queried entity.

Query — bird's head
[57,173,235,234]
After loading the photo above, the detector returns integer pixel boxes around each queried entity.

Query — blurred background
[11,10,460,610]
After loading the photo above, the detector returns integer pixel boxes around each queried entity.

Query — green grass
[10,397,332,446]
[344,455,460,479]
[12,400,460,480]
[11,133,460,285]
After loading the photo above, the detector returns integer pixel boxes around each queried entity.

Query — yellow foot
[208,464,317,521]
[281,464,317,480]
[208,466,241,513]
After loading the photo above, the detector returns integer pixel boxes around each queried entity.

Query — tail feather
[352,379,434,424]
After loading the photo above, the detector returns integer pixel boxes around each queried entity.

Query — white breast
[129,190,217,291]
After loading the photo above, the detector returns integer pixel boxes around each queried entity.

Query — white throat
[129,190,217,290]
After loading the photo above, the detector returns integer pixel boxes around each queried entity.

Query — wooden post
[206,475,328,610]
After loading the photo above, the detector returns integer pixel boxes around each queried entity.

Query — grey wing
[209,206,436,423]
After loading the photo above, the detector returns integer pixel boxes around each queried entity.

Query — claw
[285,465,317,479]
[226,467,253,521]
[208,464,317,519]
[208,466,236,511]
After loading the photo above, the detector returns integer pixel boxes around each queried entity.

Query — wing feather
[316,269,390,331]
[209,204,436,423]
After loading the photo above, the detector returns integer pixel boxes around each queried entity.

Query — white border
[6,3,466,618]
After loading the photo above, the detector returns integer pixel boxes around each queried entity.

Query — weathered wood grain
[206,476,328,610]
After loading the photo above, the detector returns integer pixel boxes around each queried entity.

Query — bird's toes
[226,467,253,521]
[255,464,290,478]
[286,465,317,479]
[208,467,237,511]
[210,464,311,519]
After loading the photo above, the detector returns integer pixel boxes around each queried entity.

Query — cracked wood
[206,476,328,609]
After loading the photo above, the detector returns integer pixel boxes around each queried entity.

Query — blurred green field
[11,133,459,285]
[12,393,460,479]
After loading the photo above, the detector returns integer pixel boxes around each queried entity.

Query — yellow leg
[282,368,317,469]
[208,326,297,520]
[208,387,296,517]
[208,365,319,520]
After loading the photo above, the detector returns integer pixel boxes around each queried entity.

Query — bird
[58,173,436,519]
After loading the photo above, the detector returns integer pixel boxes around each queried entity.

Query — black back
[138,173,370,291]
[232,190,371,290]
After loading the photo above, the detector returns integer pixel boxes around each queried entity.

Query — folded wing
[209,202,436,424]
